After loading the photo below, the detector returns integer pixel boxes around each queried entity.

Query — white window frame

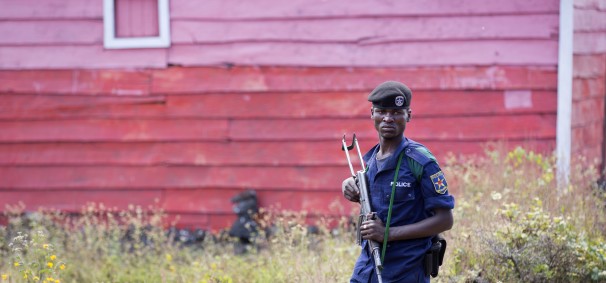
[103,0,171,49]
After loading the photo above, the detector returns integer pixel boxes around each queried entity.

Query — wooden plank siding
[0,67,558,229]
[0,0,559,68]
[0,66,558,94]
[572,1,606,169]
[0,0,565,229]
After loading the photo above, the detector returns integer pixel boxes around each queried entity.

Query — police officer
[342,81,455,282]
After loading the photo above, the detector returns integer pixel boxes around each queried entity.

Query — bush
[440,146,606,283]
[481,198,606,282]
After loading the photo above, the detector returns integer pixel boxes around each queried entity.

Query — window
[103,0,171,49]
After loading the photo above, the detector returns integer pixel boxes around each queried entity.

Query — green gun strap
[381,150,405,263]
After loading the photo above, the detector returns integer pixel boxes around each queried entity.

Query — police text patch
[430,171,448,194]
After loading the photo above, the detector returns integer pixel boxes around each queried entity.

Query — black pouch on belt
[424,234,447,277]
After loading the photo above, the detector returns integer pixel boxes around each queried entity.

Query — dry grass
[1,146,605,282]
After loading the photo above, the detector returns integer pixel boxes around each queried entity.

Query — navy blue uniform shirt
[350,138,455,283]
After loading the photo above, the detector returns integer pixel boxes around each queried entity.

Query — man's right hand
[342,176,360,202]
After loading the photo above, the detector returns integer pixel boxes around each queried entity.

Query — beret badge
[395,96,404,107]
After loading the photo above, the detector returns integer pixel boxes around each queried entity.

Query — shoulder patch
[430,171,448,194]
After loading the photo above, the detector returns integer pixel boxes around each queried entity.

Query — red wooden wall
[572,0,606,171]
[0,0,565,229]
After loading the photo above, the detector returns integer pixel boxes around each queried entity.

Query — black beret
[367,81,412,109]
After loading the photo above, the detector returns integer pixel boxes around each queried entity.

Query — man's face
[371,107,410,139]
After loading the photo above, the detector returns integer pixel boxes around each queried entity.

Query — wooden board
[167,40,558,67]
[0,114,556,142]
[0,154,557,191]
[572,97,605,126]
[0,190,162,211]
[0,119,229,142]
[0,69,153,95]
[0,67,557,95]
[0,15,558,45]
[572,122,604,148]
[0,0,102,19]
[0,46,167,69]
[573,77,606,99]
[0,165,379,190]
[2,0,558,21]
[150,66,558,93]
[171,15,558,44]
[0,90,557,119]
[0,95,166,119]
[574,9,606,32]
[573,54,606,78]
[0,140,556,166]
[227,116,556,141]
[170,0,558,19]
[162,188,356,216]
[0,165,368,191]
[574,32,606,54]
[0,42,557,68]
[0,21,102,45]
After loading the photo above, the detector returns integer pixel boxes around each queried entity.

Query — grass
[441,146,606,282]
[1,146,605,282]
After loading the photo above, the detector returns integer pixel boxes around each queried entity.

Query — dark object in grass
[229,190,259,254]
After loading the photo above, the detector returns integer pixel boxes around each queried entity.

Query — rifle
[342,134,384,283]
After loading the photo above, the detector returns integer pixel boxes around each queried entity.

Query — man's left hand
[360,214,386,243]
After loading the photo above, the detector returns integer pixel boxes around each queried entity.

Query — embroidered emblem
[395,96,404,107]
[431,171,448,194]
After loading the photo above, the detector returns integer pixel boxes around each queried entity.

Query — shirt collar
[364,137,409,173]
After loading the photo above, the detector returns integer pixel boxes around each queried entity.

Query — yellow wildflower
[47,262,54,268]
[14,262,19,267]
[55,280,60,283]
[34,276,40,281]
[50,255,57,261]
[1,274,7,280]
[23,274,28,279]
[43,244,49,249]
[60,264,66,270]
[165,254,172,262]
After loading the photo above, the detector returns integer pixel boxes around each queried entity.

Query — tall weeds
[1,146,605,282]
[441,146,606,282]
